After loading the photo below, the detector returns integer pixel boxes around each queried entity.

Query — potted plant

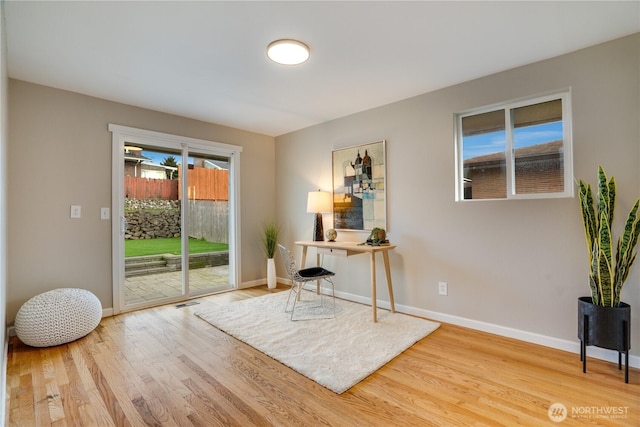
[261,220,280,289]
[577,166,639,382]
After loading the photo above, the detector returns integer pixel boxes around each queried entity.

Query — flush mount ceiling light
[267,39,310,65]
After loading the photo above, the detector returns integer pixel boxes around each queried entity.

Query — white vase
[267,258,277,289]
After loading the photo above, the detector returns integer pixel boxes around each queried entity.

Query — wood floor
[6,286,639,426]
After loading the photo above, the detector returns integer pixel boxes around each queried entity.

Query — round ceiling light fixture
[267,39,310,65]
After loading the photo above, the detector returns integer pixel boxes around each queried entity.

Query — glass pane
[461,110,507,199]
[186,153,232,295]
[513,99,564,195]
[124,147,184,305]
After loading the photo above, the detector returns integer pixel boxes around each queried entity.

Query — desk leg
[382,250,395,313]
[370,252,377,322]
[300,246,308,269]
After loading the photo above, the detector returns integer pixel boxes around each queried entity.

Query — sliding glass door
[185,151,233,297]
[110,125,241,314]
[123,145,185,306]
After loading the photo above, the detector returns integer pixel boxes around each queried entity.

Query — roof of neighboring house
[464,140,562,168]
[124,153,152,162]
[141,162,178,172]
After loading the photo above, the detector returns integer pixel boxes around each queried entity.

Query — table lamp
[307,190,332,241]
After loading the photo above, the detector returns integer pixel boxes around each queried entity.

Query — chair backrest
[278,244,300,281]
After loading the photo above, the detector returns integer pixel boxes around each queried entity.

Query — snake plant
[578,166,640,307]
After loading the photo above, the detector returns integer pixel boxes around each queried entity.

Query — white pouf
[15,288,102,347]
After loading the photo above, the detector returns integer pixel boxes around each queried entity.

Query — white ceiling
[4,1,639,137]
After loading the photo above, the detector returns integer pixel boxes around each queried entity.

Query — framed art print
[332,140,387,231]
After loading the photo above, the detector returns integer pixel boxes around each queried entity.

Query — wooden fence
[179,166,229,201]
[188,200,228,243]
[125,168,228,201]
[125,176,178,200]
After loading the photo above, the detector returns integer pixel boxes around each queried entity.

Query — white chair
[278,244,336,320]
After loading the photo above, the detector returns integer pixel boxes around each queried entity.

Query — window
[455,91,573,201]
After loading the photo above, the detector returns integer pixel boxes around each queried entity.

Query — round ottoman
[15,288,102,347]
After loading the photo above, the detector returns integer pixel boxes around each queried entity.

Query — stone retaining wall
[124,198,228,242]
[125,199,180,240]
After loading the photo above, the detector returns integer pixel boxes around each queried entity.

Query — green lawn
[125,237,228,257]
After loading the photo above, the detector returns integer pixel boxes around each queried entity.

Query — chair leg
[319,280,327,308]
[290,286,299,320]
[285,289,292,312]
[331,281,336,318]
[327,279,334,318]
[321,277,336,318]
[285,282,299,313]
[289,278,336,321]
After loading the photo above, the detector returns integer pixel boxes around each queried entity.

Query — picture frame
[331,140,387,231]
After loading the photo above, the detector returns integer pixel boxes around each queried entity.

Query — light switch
[70,205,81,218]
[101,207,110,220]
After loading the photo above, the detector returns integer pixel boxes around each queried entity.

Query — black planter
[578,296,631,383]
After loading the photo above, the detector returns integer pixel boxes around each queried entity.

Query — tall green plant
[260,220,280,259]
[578,166,640,307]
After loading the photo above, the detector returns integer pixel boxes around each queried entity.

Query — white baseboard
[332,289,640,370]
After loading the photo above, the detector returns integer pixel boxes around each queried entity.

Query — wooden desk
[294,240,397,322]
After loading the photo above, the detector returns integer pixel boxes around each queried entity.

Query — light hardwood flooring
[6,286,639,426]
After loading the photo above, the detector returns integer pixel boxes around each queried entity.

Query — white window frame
[455,90,573,201]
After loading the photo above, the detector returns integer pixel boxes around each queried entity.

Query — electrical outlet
[438,281,448,296]
[70,205,81,219]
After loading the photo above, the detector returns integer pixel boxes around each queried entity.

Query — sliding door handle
[120,216,128,235]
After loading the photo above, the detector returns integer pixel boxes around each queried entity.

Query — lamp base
[313,212,324,241]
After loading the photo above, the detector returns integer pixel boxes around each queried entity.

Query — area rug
[194,291,440,394]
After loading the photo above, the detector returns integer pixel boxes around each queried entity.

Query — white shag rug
[195,291,440,394]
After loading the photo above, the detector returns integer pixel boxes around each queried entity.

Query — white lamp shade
[307,191,332,213]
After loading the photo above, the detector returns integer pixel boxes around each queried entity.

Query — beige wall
[7,80,275,321]
[276,34,640,359]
